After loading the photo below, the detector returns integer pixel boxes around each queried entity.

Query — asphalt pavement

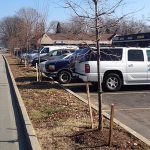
[0,53,27,150]
[63,82,150,141]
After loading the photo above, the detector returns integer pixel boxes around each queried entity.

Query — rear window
[100,48,123,61]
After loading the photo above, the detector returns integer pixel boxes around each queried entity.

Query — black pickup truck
[39,48,92,84]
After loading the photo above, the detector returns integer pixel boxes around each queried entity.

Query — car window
[89,52,97,61]
[100,48,122,61]
[51,50,58,56]
[146,50,150,61]
[62,49,70,54]
[128,50,144,61]
[50,50,62,56]
[41,48,49,53]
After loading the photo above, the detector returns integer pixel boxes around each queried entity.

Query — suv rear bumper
[73,72,104,82]
[73,72,88,82]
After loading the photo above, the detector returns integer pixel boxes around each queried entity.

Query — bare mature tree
[0,16,23,52]
[48,16,88,34]
[65,15,88,34]
[117,18,150,35]
[0,7,47,53]
[65,0,128,130]
[16,8,46,49]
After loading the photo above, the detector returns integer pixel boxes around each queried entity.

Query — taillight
[85,64,90,73]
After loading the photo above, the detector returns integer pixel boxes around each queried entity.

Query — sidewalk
[0,54,27,150]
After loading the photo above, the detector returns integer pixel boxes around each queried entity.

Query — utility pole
[93,0,103,131]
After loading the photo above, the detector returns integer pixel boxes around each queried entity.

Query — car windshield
[58,54,69,59]
[68,49,82,60]
[76,48,92,62]
[63,53,73,60]
[61,49,85,61]
[79,48,91,55]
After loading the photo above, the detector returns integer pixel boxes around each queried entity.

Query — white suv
[74,47,150,91]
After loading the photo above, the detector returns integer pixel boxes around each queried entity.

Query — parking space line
[103,107,150,112]
[102,91,150,95]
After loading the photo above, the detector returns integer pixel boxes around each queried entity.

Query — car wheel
[58,71,72,84]
[103,73,122,92]
[91,82,98,87]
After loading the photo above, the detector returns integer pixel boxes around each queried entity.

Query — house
[112,32,150,47]
[37,33,115,47]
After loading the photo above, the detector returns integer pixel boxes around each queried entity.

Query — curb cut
[3,55,42,150]
[57,82,150,147]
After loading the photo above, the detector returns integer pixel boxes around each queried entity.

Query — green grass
[30,109,45,120]
[41,106,67,116]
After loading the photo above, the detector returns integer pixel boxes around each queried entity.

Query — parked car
[20,50,38,62]
[74,47,150,91]
[39,48,91,84]
[27,45,78,64]
[31,48,76,66]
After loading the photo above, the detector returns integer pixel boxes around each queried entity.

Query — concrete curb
[3,55,42,150]
[57,82,150,147]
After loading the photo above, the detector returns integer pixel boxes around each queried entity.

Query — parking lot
[63,82,150,141]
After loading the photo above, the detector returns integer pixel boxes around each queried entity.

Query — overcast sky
[0,0,149,23]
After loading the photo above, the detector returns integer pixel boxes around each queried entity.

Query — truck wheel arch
[102,70,123,91]
[103,70,123,82]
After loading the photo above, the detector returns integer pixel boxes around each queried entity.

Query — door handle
[148,64,150,67]
[128,64,133,67]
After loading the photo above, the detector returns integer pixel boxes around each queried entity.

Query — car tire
[58,71,72,84]
[103,73,122,92]
[91,82,98,87]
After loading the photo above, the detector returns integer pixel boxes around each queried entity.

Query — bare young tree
[65,0,127,130]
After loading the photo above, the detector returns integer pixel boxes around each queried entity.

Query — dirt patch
[6,55,150,150]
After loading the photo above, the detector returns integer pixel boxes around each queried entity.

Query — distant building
[112,32,150,47]
[37,33,115,47]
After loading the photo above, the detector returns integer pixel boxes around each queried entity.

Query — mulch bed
[6,55,150,150]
